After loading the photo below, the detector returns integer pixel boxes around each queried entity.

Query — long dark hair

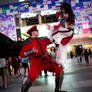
[60,2,75,25]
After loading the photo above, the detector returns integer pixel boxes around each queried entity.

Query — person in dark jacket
[76,46,83,64]
[84,49,89,64]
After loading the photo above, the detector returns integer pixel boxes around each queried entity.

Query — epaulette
[21,38,32,46]
[38,36,48,40]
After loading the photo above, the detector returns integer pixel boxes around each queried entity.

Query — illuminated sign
[82,21,90,33]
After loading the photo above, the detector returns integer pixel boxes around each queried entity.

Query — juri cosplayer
[48,2,75,67]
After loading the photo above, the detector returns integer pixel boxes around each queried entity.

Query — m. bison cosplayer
[0,25,64,92]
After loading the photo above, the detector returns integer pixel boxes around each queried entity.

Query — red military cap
[27,25,38,34]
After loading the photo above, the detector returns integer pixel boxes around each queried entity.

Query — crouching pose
[19,25,65,92]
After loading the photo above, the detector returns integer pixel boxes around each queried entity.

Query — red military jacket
[19,37,51,58]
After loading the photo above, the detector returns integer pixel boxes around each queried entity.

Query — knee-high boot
[21,77,32,92]
[55,71,66,92]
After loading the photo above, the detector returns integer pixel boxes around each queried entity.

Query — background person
[76,46,83,64]
[21,57,29,77]
[84,48,89,64]
[11,56,20,78]
[0,58,9,88]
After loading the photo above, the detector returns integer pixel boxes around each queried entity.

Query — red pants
[28,56,63,83]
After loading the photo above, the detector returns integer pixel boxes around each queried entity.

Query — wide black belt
[32,54,46,58]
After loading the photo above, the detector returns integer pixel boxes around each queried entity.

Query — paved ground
[0,56,92,92]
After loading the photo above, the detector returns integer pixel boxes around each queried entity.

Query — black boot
[55,78,66,92]
[55,91,67,92]
[55,78,60,92]
[55,72,66,92]
[55,90,67,92]
[21,77,32,92]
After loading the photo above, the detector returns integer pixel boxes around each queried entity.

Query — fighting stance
[19,25,65,92]
[48,2,75,66]
[0,28,64,92]
[0,2,74,92]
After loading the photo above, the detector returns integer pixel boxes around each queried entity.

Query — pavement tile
[0,57,92,92]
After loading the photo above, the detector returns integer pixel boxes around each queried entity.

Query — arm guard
[24,50,35,56]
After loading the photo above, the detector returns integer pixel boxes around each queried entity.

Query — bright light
[67,45,72,52]
[41,10,57,16]
[19,0,25,2]
[82,23,89,29]
[21,12,37,18]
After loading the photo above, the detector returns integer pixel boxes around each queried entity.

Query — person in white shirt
[0,58,9,88]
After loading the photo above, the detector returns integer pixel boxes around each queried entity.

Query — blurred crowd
[0,45,91,89]
[69,46,92,64]
[0,56,30,88]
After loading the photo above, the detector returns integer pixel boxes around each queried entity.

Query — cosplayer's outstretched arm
[0,32,33,58]
[0,33,22,58]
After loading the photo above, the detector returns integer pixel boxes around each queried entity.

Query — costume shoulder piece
[0,33,32,58]
[38,36,48,40]
[21,38,32,46]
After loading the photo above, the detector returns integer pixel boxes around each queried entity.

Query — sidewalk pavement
[0,56,92,92]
